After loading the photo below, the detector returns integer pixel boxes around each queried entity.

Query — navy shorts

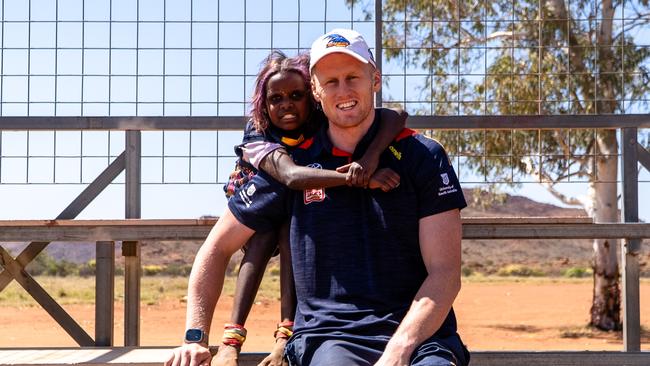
[285,333,469,366]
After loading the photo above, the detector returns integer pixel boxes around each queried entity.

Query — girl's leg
[257,221,294,366]
[230,229,279,325]
[213,230,279,366]
[278,220,296,323]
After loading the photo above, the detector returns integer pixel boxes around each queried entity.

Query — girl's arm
[338,107,408,187]
[257,147,350,190]
[259,149,401,192]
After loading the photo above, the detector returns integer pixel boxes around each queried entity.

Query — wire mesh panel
[0,0,648,220]
[373,0,649,213]
[0,0,376,218]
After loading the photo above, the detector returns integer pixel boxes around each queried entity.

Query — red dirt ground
[1,281,648,351]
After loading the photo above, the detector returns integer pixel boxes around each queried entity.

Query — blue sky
[0,0,648,221]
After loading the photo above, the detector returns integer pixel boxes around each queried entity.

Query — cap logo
[325,34,350,48]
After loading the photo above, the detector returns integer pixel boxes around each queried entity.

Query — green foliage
[461,266,475,277]
[267,264,281,276]
[26,252,79,277]
[78,260,96,277]
[143,265,165,276]
[162,263,193,277]
[496,264,545,277]
[563,267,593,278]
[351,0,649,192]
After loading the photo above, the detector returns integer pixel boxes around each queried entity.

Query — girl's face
[265,71,311,131]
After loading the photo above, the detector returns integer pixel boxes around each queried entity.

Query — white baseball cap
[309,28,376,71]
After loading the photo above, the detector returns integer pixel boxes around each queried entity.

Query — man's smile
[337,100,357,110]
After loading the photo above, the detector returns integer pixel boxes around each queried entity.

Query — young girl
[213,51,406,366]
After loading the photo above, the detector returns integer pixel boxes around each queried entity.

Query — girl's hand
[257,338,289,366]
[210,345,239,366]
[337,155,380,188]
[368,168,400,192]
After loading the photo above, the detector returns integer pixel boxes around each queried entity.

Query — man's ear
[311,78,321,102]
[372,69,381,93]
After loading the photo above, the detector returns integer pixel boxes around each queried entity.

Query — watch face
[185,329,204,342]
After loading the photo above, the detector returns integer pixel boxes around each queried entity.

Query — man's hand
[373,352,410,366]
[368,168,400,192]
[165,343,211,366]
[257,338,289,366]
[210,345,239,366]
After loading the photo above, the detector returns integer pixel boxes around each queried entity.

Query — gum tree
[350,0,650,330]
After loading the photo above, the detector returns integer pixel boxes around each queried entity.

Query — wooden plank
[1,222,648,242]
[0,242,49,292]
[0,116,247,131]
[95,242,115,347]
[0,248,95,346]
[622,127,641,351]
[0,217,595,227]
[0,349,649,366]
[461,216,593,224]
[0,152,126,291]
[406,114,650,130]
[59,152,126,220]
[469,351,650,366]
[622,243,642,352]
[0,219,218,227]
[637,144,650,172]
[124,131,141,347]
[2,114,650,131]
[462,223,650,240]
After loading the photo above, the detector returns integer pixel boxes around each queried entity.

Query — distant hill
[3,190,647,276]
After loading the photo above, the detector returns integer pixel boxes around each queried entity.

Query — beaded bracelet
[222,323,247,349]
[274,320,294,340]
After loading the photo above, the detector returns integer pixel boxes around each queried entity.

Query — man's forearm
[383,273,460,359]
[185,242,231,334]
[184,210,256,336]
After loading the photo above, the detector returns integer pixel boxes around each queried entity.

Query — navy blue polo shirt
[228,111,467,355]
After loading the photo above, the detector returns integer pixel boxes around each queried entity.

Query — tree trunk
[589,129,621,330]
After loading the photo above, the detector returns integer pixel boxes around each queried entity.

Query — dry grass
[0,270,282,307]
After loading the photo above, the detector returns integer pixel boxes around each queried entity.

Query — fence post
[620,127,640,351]
[95,241,115,346]
[374,0,382,107]
[124,130,142,346]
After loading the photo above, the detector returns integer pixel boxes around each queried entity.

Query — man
[167,28,468,366]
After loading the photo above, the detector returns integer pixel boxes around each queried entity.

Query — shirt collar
[312,110,381,159]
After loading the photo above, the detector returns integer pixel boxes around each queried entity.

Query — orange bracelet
[274,321,294,340]
[222,323,247,349]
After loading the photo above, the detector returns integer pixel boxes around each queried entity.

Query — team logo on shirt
[239,183,256,208]
[304,163,326,204]
[438,172,458,196]
[441,173,450,185]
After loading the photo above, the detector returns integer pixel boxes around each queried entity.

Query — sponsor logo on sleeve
[304,163,326,204]
[388,145,402,160]
[438,172,458,196]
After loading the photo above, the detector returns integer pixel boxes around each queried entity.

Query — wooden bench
[1,217,647,358]
[1,348,649,366]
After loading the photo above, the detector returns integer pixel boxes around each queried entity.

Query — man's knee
[410,342,463,366]
[309,340,375,366]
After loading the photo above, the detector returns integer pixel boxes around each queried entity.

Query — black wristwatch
[184,329,208,344]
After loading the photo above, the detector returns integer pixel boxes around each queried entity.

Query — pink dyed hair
[249,50,314,132]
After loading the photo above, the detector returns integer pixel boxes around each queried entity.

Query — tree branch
[540,179,585,207]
